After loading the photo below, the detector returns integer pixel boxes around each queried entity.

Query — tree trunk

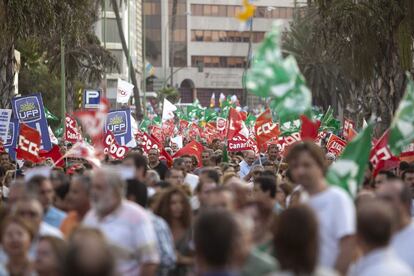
[0,42,16,108]
[66,79,74,113]
[111,0,142,119]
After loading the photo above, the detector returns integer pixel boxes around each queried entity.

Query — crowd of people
[0,138,414,276]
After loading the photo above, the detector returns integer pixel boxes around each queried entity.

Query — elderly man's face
[245,152,256,166]
[90,174,118,216]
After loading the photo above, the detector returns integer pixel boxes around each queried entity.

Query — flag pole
[276,156,284,176]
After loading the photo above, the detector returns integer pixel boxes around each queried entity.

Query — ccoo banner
[104,109,132,146]
[4,119,19,160]
[12,93,52,150]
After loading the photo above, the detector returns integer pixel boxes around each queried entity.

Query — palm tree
[109,0,143,118]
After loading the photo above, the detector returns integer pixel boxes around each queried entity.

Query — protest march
[2,2,414,276]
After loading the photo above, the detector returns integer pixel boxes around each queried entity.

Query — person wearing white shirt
[349,200,413,276]
[377,177,414,270]
[83,167,159,276]
[286,141,355,275]
[239,150,256,180]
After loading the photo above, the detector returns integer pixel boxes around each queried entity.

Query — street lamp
[163,11,191,87]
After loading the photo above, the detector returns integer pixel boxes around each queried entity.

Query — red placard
[326,134,347,156]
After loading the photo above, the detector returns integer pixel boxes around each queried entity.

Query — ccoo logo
[14,97,41,123]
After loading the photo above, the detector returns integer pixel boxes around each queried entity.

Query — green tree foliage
[0,0,117,114]
[284,0,414,134]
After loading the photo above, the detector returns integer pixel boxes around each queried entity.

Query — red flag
[16,123,42,163]
[103,131,129,160]
[148,125,164,144]
[254,109,280,150]
[63,141,101,167]
[39,145,64,167]
[173,141,204,167]
[347,127,358,141]
[0,140,5,153]
[135,132,173,167]
[162,119,175,137]
[326,134,347,156]
[369,130,399,177]
[300,115,321,140]
[65,114,82,143]
[343,118,355,140]
[227,108,244,140]
[74,98,109,159]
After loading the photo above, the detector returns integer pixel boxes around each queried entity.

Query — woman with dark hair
[272,205,336,276]
[0,216,36,275]
[35,236,67,276]
[154,187,194,276]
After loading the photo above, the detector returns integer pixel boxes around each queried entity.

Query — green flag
[54,125,64,138]
[45,107,59,121]
[326,123,374,198]
[222,145,229,163]
[389,73,414,155]
[246,22,311,122]
[139,117,151,131]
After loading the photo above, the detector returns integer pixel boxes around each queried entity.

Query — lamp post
[163,11,191,88]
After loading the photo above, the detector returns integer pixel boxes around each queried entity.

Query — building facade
[144,0,299,107]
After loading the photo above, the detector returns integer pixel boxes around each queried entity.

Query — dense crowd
[0,138,413,276]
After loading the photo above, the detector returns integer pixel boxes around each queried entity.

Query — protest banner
[12,93,52,150]
[0,109,12,143]
[4,119,19,160]
[326,134,347,156]
[103,131,129,160]
[105,109,132,146]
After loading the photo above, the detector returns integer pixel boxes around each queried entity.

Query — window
[211,5,219,16]
[105,18,121,43]
[108,49,123,73]
[227,6,236,17]
[204,30,212,42]
[212,31,219,42]
[191,4,203,16]
[203,5,212,16]
[218,5,227,16]
[219,31,227,42]
[191,56,246,68]
[279,8,287,19]
[286,8,294,18]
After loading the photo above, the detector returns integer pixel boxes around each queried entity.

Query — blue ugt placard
[4,119,19,160]
[12,93,52,150]
[105,109,132,146]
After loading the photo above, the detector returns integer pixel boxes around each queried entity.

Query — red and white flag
[16,123,42,163]
[63,141,101,167]
[39,145,64,167]
[369,130,399,176]
[65,114,82,143]
[103,131,129,160]
[227,108,248,140]
[74,98,109,159]
[326,134,347,156]
[254,109,280,150]
[343,118,355,141]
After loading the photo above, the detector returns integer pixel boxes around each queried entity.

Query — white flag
[117,78,134,104]
[171,136,183,149]
[48,126,58,145]
[162,98,177,121]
